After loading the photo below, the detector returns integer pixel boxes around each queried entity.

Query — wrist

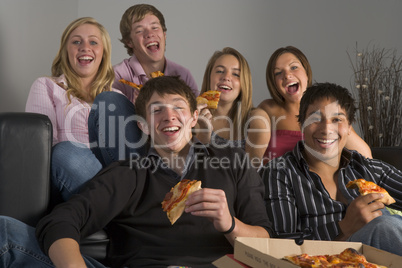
[221,215,235,235]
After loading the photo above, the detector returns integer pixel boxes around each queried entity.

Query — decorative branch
[348,43,402,147]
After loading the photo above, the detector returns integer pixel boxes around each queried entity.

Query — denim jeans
[52,141,102,201]
[88,91,147,168]
[0,216,105,268]
[347,208,402,256]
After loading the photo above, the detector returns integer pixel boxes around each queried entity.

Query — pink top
[25,75,120,147]
[263,130,304,164]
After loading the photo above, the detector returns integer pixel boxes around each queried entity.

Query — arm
[346,127,372,158]
[245,108,271,167]
[25,77,59,144]
[48,238,86,268]
[184,188,269,246]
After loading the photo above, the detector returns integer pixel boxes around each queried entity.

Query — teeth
[219,85,231,90]
[317,139,335,144]
[287,82,298,86]
[163,127,179,132]
[79,56,93,60]
[146,42,158,47]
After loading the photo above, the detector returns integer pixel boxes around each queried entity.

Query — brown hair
[266,46,312,105]
[200,47,253,139]
[119,4,167,56]
[135,76,197,120]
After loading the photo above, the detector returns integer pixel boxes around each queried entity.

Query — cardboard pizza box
[215,237,402,268]
[212,254,251,268]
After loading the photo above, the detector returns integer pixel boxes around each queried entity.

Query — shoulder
[247,107,270,128]
[257,99,282,116]
[113,58,132,76]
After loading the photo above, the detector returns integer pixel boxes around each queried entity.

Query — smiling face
[274,52,308,104]
[209,54,241,104]
[302,98,352,165]
[128,13,166,65]
[139,92,198,157]
[67,23,103,80]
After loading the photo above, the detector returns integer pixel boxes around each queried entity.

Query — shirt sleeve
[25,77,59,144]
[35,162,140,255]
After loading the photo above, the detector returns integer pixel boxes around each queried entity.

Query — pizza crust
[346,178,396,205]
[163,180,202,225]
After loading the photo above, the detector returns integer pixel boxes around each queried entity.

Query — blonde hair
[266,46,312,105]
[201,47,253,139]
[51,17,114,103]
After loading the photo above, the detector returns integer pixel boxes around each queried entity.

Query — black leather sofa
[0,112,108,263]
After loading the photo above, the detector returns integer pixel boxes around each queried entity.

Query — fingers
[184,189,227,215]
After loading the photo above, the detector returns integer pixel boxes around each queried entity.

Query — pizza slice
[150,70,164,78]
[346,178,396,205]
[161,179,202,225]
[283,248,387,268]
[119,79,143,90]
[196,90,221,109]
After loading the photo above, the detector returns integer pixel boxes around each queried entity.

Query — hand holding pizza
[184,188,234,234]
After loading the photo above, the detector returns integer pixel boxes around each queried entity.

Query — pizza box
[212,254,251,268]
[216,237,402,268]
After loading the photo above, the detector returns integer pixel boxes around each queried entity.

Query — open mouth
[78,56,94,64]
[286,82,299,94]
[146,41,160,52]
[317,138,337,146]
[218,85,232,91]
[162,126,180,133]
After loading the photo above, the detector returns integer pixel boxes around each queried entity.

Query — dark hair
[135,76,197,119]
[266,46,312,105]
[298,82,356,125]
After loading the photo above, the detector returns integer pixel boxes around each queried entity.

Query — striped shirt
[260,141,402,240]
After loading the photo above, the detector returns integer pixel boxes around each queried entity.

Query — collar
[146,137,209,160]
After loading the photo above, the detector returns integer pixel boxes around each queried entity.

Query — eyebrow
[215,65,240,72]
[133,21,161,30]
[307,110,347,117]
[147,98,188,108]
[70,34,100,39]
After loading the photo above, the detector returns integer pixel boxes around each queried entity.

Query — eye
[332,117,343,123]
[291,65,298,71]
[174,106,184,110]
[72,40,81,45]
[151,108,161,114]
[233,72,240,78]
[90,40,98,45]
[274,71,282,76]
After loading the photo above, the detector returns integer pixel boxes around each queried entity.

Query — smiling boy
[261,82,402,256]
[114,4,199,103]
[0,76,271,267]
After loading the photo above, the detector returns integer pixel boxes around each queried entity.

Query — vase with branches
[348,44,402,147]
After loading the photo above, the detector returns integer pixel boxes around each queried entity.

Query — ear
[137,121,149,135]
[190,109,199,128]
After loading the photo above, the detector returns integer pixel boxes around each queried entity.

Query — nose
[79,40,90,51]
[318,119,335,134]
[220,71,231,81]
[163,107,177,121]
[284,69,293,79]
[144,28,154,39]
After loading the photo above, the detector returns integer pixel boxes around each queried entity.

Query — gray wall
[1,0,401,117]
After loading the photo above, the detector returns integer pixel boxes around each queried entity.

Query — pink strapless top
[263,130,303,164]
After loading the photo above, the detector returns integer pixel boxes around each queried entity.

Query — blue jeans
[347,208,402,256]
[88,92,147,168]
[52,141,102,201]
[0,216,105,268]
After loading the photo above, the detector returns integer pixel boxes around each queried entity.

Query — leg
[88,91,147,167]
[0,216,54,268]
[347,209,402,256]
[51,141,102,201]
[0,216,106,268]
